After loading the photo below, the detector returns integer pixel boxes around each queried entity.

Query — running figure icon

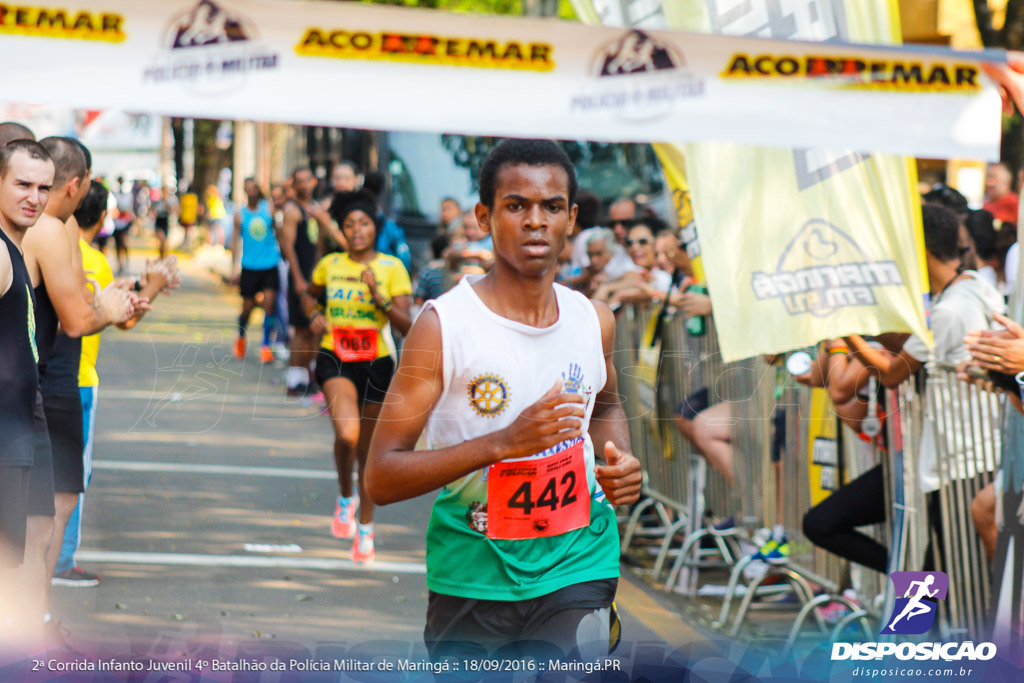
[888,574,940,631]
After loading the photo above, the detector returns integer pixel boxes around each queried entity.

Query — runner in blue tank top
[231,178,281,364]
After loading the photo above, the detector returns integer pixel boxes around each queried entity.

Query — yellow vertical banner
[651,143,705,283]
[672,0,930,362]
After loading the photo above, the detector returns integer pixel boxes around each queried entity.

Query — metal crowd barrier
[926,362,1002,639]
[616,305,738,585]
[614,304,1005,644]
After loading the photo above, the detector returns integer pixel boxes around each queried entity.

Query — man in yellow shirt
[52,181,177,586]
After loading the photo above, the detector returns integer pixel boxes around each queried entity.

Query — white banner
[0,0,1003,159]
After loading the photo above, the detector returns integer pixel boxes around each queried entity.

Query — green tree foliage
[359,0,577,20]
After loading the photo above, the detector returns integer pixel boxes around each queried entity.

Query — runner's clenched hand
[497,379,584,461]
[595,441,641,506]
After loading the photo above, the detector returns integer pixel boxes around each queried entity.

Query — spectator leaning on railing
[845,204,1004,571]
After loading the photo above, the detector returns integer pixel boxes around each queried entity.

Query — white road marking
[74,550,426,575]
[92,460,338,480]
[244,543,303,554]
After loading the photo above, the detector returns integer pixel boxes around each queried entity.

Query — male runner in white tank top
[366,139,641,662]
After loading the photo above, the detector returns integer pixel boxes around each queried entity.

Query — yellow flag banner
[651,143,705,283]
[576,0,932,363]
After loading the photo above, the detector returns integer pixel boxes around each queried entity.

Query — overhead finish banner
[0,0,1004,159]
[576,0,932,362]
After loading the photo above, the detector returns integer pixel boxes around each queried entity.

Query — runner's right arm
[365,308,585,506]
[301,283,328,336]
[231,211,242,271]
[278,203,306,296]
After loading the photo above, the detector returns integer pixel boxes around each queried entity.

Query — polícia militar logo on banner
[142,0,279,94]
[570,28,705,123]
[881,571,948,635]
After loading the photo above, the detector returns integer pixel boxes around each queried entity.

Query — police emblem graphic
[881,571,948,635]
[169,0,249,49]
[468,373,510,418]
[594,29,681,77]
[143,0,279,92]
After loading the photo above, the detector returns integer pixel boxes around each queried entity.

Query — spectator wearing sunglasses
[593,220,672,307]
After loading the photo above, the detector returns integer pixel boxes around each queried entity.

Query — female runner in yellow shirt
[301,190,412,563]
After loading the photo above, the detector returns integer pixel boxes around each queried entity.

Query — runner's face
[294,171,316,200]
[481,163,577,277]
[245,180,260,203]
[342,209,376,254]
[0,152,54,230]
[332,166,357,193]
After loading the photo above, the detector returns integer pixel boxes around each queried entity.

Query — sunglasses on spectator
[612,219,637,228]
[625,238,651,247]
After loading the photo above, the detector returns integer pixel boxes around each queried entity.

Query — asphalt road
[38,252,696,675]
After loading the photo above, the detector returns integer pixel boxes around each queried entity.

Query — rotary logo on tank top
[467,373,510,418]
[464,363,595,538]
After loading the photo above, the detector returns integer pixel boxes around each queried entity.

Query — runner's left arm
[588,300,642,506]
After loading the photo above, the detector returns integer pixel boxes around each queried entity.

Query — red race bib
[332,326,378,362]
[486,439,590,540]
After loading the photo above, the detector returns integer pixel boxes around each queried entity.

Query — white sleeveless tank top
[421,274,617,601]
[423,275,606,482]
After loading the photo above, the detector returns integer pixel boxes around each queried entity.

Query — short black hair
[478,139,577,208]
[71,138,92,173]
[922,204,961,262]
[73,180,109,228]
[291,166,312,181]
[335,160,360,174]
[575,189,602,230]
[0,139,52,178]
[363,171,385,199]
[966,208,1016,260]
[923,184,969,217]
[0,121,35,147]
[39,136,87,190]
[631,214,666,235]
[328,189,380,238]
[430,233,450,260]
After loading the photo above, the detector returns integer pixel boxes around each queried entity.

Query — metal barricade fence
[613,305,1003,642]
[616,305,739,585]
[926,363,1002,639]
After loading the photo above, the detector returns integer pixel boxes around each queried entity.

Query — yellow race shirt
[180,193,198,224]
[79,240,114,387]
[312,252,411,358]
